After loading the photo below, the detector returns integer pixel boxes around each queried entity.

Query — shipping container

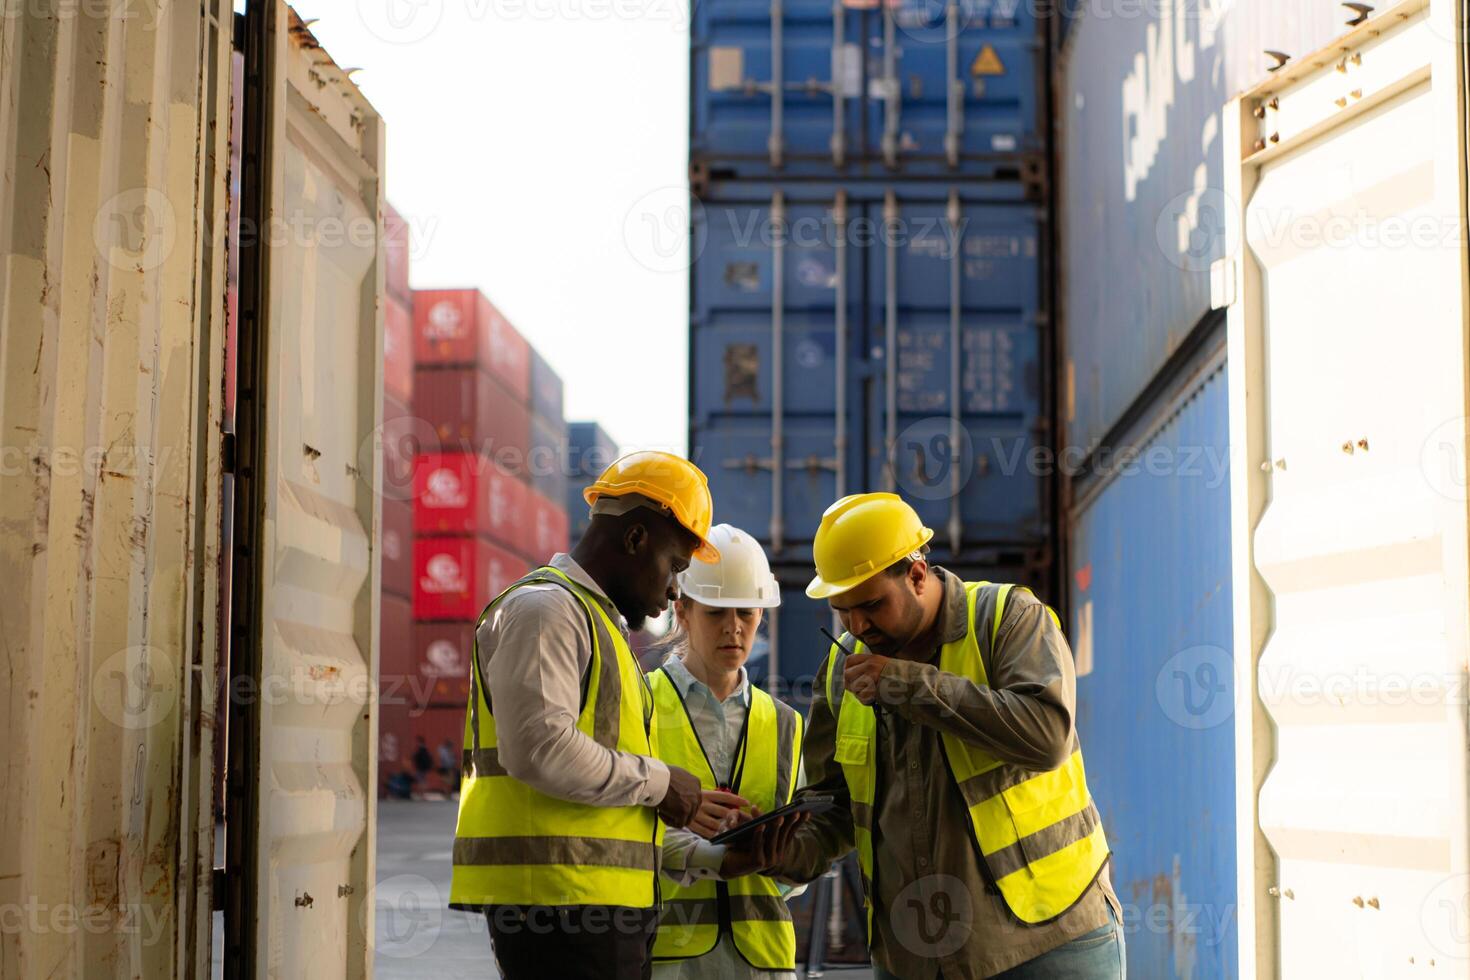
[530,411,571,505]
[566,421,620,539]
[381,496,415,598]
[413,536,527,621]
[414,621,477,707]
[384,294,414,403]
[529,348,566,425]
[381,593,415,691]
[1069,350,1237,979]
[1057,0,1343,451]
[1221,4,1470,973]
[384,200,412,302]
[412,451,532,555]
[378,699,412,788]
[526,490,572,563]
[409,705,469,793]
[382,390,425,502]
[414,365,533,465]
[690,180,1049,570]
[690,0,1045,181]
[413,288,531,398]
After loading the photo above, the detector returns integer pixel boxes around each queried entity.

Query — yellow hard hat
[806,492,934,599]
[583,451,721,562]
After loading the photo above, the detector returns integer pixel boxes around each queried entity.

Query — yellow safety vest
[648,667,803,970]
[449,566,663,908]
[826,581,1109,927]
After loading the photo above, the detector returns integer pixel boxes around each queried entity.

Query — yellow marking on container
[972,45,1005,76]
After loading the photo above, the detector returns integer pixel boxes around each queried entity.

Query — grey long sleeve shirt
[770,567,1121,979]
[475,552,670,808]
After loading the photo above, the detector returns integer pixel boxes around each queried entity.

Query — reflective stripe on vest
[648,668,803,970]
[826,581,1109,927]
[448,567,663,909]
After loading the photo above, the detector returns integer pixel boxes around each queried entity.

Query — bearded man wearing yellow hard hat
[450,452,800,980]
[766,492,1125,979]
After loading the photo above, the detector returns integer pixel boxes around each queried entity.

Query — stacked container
[565,421,619,542]
[407,288,572,782]
[378,201,417,794]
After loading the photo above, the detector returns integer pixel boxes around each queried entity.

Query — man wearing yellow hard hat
[450,452,795,980]
[768,492,1125,979]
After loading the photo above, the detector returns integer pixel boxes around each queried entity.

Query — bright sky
[285,0,690,454]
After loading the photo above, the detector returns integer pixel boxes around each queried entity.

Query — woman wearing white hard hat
[650,524,806,979]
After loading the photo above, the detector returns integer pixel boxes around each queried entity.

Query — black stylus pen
[820,627,884,716]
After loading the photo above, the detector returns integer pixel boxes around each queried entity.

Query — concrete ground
[213,799,872,977]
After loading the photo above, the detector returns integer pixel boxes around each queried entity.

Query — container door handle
[830,0,846,168]
[770,191,786,552]
[769,0,784,168]
[884,191,899,492]
[833,190,848,500]
[881,0,900,168]
[947,190,964,554]
[944,0,963,169]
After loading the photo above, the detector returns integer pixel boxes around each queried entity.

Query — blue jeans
[874,912,1126,980]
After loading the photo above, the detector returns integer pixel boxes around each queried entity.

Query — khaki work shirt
[772,567,1121,979]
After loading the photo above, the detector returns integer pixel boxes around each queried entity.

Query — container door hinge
[222,430,237,475]
[1210,258,1237,310]
[212,867,228,911]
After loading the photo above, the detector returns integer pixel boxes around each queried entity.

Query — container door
[690,184,866,561]
[225,4,383,977]
[865,0,1040,176]
[691,0,865,176]
[864,185,1048,565]
[1224,1,1470,974]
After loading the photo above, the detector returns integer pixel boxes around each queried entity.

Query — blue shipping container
[566,421,619,539]
[690,180,1049,568]
[529,349,565,426]
[1058,0,1341,451]
[1069,354,1236,979]
[691,0,1043,180]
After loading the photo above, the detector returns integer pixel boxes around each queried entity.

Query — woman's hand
[688,789,751,839]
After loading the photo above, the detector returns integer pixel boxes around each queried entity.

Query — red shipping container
[413,535,527,621]
[412,452,530,555]
[526,490,571,562]
[413,366,531,469]
[384,202,411,302]
[384,295,413,403]
[381,592,414,681]
[412,705,467,756]
[382,392,422,503]
[414,621,475,707]
[379,699,411,785]
[413,289,530,399]
[381,496,414,598]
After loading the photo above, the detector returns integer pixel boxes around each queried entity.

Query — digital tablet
[708,795,838,846]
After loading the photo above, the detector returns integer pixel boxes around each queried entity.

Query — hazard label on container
[971,45,1004,76]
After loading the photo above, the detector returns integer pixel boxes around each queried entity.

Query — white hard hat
[677,524,781,608]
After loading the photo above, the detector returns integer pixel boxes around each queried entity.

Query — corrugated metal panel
[690,0,1044,179]
[0,4,232,978]
[1223,3,1470,974]
[1071,354,1236,980]
[1059,0,1344,451]
[234,6,386,975]
[566,421,618,540]
[690,181,1048,569]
